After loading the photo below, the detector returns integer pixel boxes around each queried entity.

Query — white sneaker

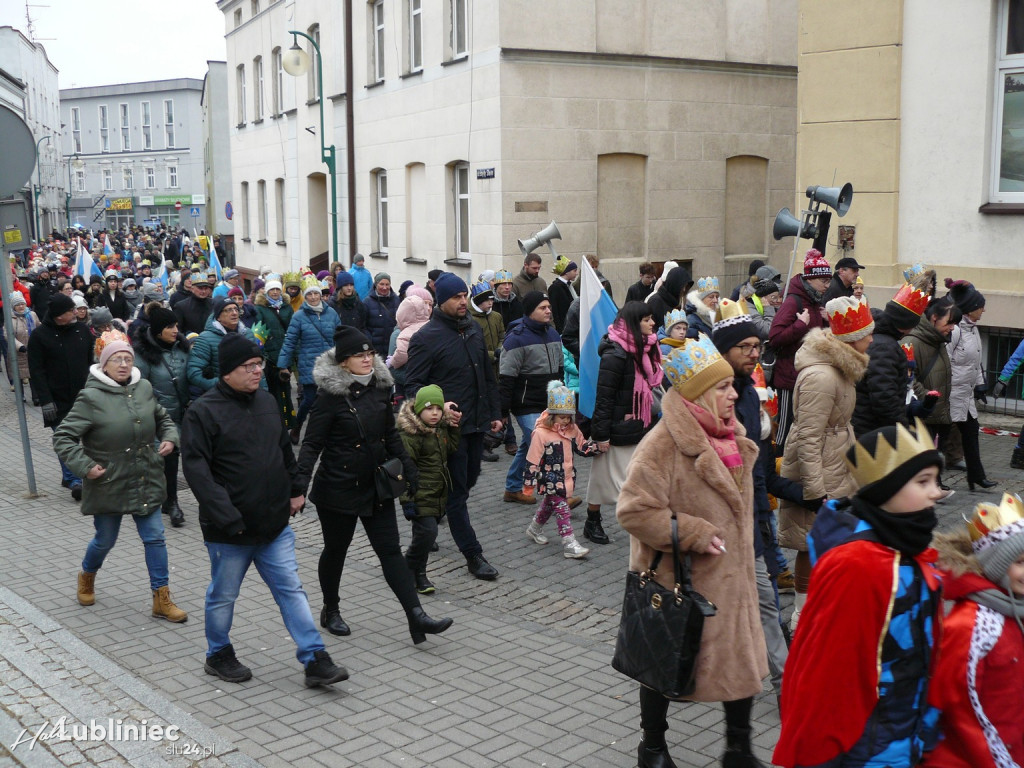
[526,521,548,545]
[562,536,589,559]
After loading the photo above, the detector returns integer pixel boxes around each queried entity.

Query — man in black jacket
[95,272,132,322]
[28,294,93,499]
[181,334,348,688]
[29,267,54,322]
[173,273,214,335]
[405,273,503,581]
[168,269,192,307]
[624,262,656,304]
[822,256,864,302]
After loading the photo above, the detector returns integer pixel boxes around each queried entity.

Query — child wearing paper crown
[397,384,460,595]
[524,381,600,559]
[923,494,1024,766]
[775,419,945,768]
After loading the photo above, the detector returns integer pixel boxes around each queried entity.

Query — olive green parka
[396,400,460,517]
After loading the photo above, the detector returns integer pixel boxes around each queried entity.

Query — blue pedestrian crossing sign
[189,206,201,217]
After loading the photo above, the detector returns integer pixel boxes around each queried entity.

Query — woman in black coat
[296,326,453,644]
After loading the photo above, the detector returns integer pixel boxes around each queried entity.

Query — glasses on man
[736,342,762,356]
[240,361,265,373]
[107,355,134,367]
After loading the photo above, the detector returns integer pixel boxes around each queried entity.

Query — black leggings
[316,506,420,614]
[163,448,179,503]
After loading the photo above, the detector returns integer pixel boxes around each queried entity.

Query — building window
[141,101,151,150]
[271,47,283,114]
[306,24,321,100]
[452,162,469,259]
[119,103,130,151]
[275,177,286,241]
[371,1,385,82]
[167,165,178,188]
[251,0,260,14]
[253,56,264,120]
[145,167,156,189]
[724,156,768,256]
[236,65,247,124]
[406,0,422,73]
[122,167,134,190]
[102,168,112,191]
[71,107,82,153]
[164,100,175,148]
[374,170,389,251]
[257,180,268,241]
[240,181,250,239]
[75,169,85,192]
[99,105,109,152]
[993,0,1024,201]
[446,0,468,60]
[233,8,242,27]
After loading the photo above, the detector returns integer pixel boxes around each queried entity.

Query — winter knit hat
[803,249,831,278]
[546,380,576,415]
[414,384,445,415]
[968,493,1024,590]
[333,325,373,359]
[944,278,985,314]
[427,269,444,282]
[521,290,549,317]
[373,272,392,286]
[884,284,930,330]
[434,272,469,306]
[227,286,244,298]
[264,279,283,293]
[825,297,874,342]
[90,307,113,329]
[142,283,163,301]
[97,331,134,369]
[663,333,734,402]
[334,272,354,288]
[48,293,75,318]
[9,292,26,307]
[149,306,177,336]
[317,270,331,280]
[218,333,263,376]
[212,297,234,320]
[845,419,942,506]
[72,295,89,310]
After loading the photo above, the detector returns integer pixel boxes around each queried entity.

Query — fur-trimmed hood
[932,527,982,577]
[396,398,452,435]
[312,350,393,396]
[396,295,431,330]
[685,290,715,325]
[795,327,869,384]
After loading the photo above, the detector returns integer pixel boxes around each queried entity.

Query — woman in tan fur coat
[778,297,873,630]
[617,333,768,768]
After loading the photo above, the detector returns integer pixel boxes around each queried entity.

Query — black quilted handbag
[611,516,717,698]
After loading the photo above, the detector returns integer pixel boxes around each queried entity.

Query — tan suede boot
[77,571,95,606]
[152,586,188,623]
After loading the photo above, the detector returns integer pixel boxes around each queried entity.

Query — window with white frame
[257,180,268,241]
[251,0,260,14]
[233,8,242,27]
[236,65,247,124]
[167,165,178,188]
[307,24,321,100]
[123,167,133,190]
[272,47,283,114]
[448,0,467,59]
[164,100,175,148]
[275,177,286,241]
[240,181,250,239]
[408,0,422,72]
[141,101,152,150]
[102,168,112,191]
[375,170,389,251]
[75,169,85,192]
[254,56,264,119]
[372,1,385,82]
[99,105,109,152]
[993,0,1024,201]
[71,107,82,153]
[119,103,130,151]
[145,167,155,189]
[454,162,469,258]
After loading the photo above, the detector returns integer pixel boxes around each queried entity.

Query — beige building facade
[220,0,798,295]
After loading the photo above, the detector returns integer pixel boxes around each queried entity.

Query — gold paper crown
[845,418,936,488]
[968,493,1024,545]
[714,297,748,324]
[891,284,930,317]
[663,333,734,401]
[301,275,322,294]
[696,276,720,295]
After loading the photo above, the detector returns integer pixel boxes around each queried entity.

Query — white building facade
[59,79,207,233]
[220,0,798,294]
[202,61,234,241]
[0,26,63,239]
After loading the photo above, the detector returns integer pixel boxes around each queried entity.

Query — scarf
[268,295,283,309]
[304,301,324,314]
[849,496,938,556]
[607,320,663,427]
[800,277,824,305]
[682,398,743,481]
[15,307,34,335]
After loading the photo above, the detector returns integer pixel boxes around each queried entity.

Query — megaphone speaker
[517,220,562,256]
[806,183,853,217]
[773,208,816,241]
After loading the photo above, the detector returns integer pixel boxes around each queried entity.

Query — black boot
[303,649,349,687]
[407,606,453,644]
[165,499,185,527]
[1013,447,1024,469]
[414,571,435,595]
[320,606,351,636]
[722,698,766,768]
[204,644,253,683]
[638,739,678,768]
[583,510,609,544]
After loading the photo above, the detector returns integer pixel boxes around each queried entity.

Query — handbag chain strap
[642,513,693,601]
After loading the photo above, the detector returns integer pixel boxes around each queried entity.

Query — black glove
[802,496,827,512]
[278,369,292,383]
[41,402,59,426]
[992,380,1008,399]
[974,384,988,404]
[402,502,418,521]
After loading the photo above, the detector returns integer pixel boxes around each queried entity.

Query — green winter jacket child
[397,400,460,516]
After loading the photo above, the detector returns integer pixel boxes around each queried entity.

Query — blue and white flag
[208,238,223,281]
[155,254,169,293]
[103,234,113,258]
[577,257,618,418]
[75,238,102,279]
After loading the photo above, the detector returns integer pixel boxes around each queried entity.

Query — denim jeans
[203,525,324,664]
[504,412,540,493]
[82,511,168,591]
[295,383,319,427]
[755,555,788,696]
[50,425,81,488]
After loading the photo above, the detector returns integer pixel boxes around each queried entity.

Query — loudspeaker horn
[806,183,853,217]
[517,220,562,257]
[772,208,816,241]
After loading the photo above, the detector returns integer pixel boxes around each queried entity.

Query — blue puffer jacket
[363,291,400,356]
[186,316,263,393]
[277,303,341,384]
[350,263,374,300]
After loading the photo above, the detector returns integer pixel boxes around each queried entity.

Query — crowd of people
[5,224,1024,766]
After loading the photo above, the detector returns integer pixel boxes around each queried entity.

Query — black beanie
[944,278,985,314]
[149,306,177,335]
[334,325,373,359]
[48,293,75,318]
[218,333,262,376]
[521,290,548,317]
[883,300,923,331]
[212,296,233,320]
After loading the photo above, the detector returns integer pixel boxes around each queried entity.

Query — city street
[1,390,1022,768]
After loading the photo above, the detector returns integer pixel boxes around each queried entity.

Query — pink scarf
[607,319,663,427]
[682,398,743,476]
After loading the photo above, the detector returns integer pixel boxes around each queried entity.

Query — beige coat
[778,328,868,551]
[617,388,767,703]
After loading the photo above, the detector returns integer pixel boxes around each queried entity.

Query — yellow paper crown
[968,493,1024,547]
[844,418,935,488]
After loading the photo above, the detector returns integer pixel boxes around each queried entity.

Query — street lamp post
[33,135,51,241]
[66,153,82,229]
[282,31,339,265]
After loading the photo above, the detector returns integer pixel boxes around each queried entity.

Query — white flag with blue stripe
[75,238,102,279]
[208,238,223,281]
[577,257,618,418]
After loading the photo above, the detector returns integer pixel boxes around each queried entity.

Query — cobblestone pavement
[1,388,1022,767]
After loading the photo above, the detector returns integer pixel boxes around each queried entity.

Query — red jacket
[923,571,1024,767]
[768,274,827,389]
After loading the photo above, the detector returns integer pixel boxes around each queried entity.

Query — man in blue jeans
[181,333,348,687]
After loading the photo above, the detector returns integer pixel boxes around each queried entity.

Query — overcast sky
[0,0,227,88]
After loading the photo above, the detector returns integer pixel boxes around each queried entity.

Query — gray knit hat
[970,493,1024,590]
